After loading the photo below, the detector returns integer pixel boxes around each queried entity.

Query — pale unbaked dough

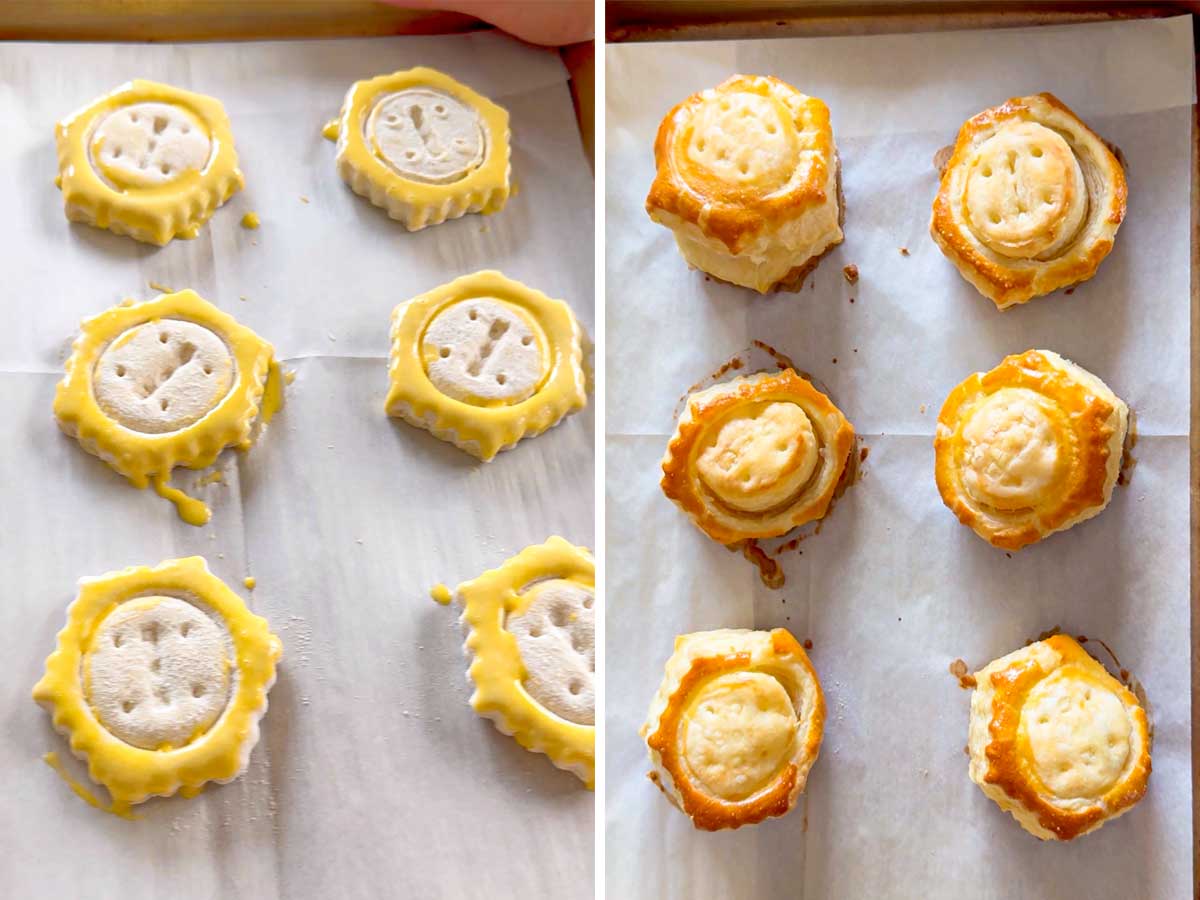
[93,319,236,434]
[506,579,595,726]
[86,595,232,750]
[367,88,485,184]
[422,298,544,406]
[91,102,211,189]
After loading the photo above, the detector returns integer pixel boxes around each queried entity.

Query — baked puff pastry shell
[646,75,843,293]
[641,628,824,830]
[969,635,1150,841]
[934,349,1127,551]
[931,93,1127,309]
[662,369,855,544]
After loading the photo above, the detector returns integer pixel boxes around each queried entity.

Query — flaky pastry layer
[641,628,824,830]
[934,349,1127,550]
[662,369,855,544]
[646,74,843,293]
[930,93,1126,309]
[968,635,1150,841]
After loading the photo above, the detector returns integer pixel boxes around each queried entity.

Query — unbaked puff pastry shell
[931,93,1126,309]
[968,635,1150,841]
[448,537,595,787]
[646,74,843,293]
[641,628,824,830]
[32,557,281,816]
[53,290,284,526]
[662,369,855,544]
[330,67,510,231]
[56,80,244,245]
[386,270,587,461]
[934,349,1127,551]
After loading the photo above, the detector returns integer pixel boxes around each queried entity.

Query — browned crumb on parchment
[842,264,859,285]
[899,247,910,256]
[949,658,976,689]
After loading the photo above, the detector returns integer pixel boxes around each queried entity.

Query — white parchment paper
[0,33,593,900]
[605,17,1193,899]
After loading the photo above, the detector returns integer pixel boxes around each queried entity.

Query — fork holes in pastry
[496,374,506,385]
[161,164,171,175]
[192,684,204,698]
[551,605,570,627]
[434,104,445,114]
[123,700,135,713]
[115,365,126,377]
[439,347,451,358]
[521,335,532,346]
[568,680,582,696]
[160,399,169,411]
[180,622,191,637]
[1032,146,1043,158]
[981,166,992,177]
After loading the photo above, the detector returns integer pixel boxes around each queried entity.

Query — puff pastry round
[931,93,1127,309]
[934,349,1127,550]
[968,635,1150,841]
[646,74,843,293]
[641,628,824,830]
[662,369,855,544]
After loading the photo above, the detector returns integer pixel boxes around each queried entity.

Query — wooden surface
[0,0,479,41]
[607,1,1200,41]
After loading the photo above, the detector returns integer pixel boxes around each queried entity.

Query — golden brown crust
[646,74,835,254]
[662,369,855,545]
[930,93,1126,309]
[644,629,825,831]
[973,635,1151,840]
[933,349,1127,550]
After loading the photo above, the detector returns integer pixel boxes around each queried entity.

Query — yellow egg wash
[32,558,282,815]
[244,577,257,590]
[450,537,595,787]
[385,271,587,461]
[55,79,243,245]
[331,67,510,229]
[148,281,174,294]
[322,118,340,141]
[53,290,282,526]
[430,584,452,605]
[42,752,137,820]
[240,211,260,229]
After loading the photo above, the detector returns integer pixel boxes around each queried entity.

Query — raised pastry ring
[641,628,825,830]
[53,289,283,525]
[930,92,1127,309]
[662,369,855,544]
[934,349,1127,550]
[32,557,281,815]
[386,270,587,461]
[330,67,511,231]
[443,537,596,787]
[56,80,244,245]
[968,634,1150,840]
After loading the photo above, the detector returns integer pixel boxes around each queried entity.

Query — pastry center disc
[91,102,212,190]
[421,298,547,406]
[682,671,797,801]
[1020,666,1132,799]
[696,400,819,513]
[93,319,236,434]
[367,88,485,184]
[505,579,595,726]
[684,91,797,194]
[964,122,1088,260]
[960,388,1062,510]
[84,595,233,750]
